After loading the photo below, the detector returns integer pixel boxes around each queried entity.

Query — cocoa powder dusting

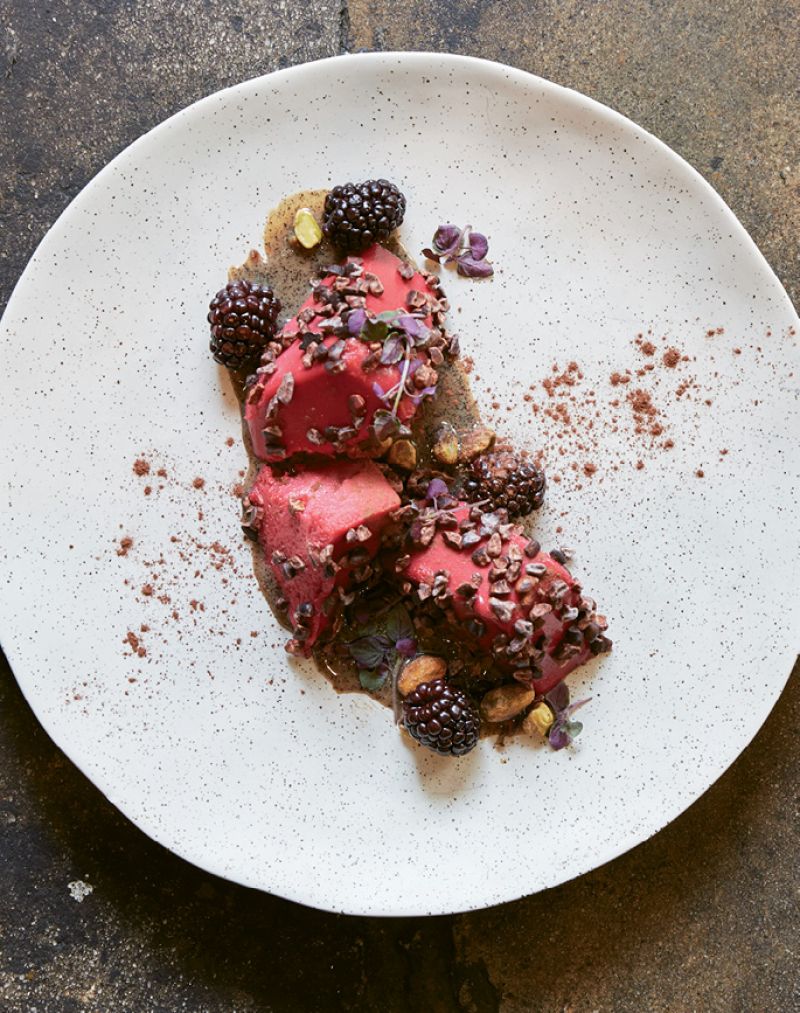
[662,347,681,368]
[117,536,133,557]
[133,459,150,476]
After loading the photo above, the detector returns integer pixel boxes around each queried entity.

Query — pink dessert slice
[401,503,610,694]
[244,244,448,462]
[246,458,401,653]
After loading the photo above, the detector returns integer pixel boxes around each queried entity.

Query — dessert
[208,180,611,758]
[244,458,400,652]
[243,243,452,462]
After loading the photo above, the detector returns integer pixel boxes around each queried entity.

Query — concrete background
[1,2,798,1010]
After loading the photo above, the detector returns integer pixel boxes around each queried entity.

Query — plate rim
[1,50,798,916]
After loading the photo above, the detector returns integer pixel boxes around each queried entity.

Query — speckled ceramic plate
[1,53,798,916]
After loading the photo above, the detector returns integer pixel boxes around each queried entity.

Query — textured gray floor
[1,3,798,1011]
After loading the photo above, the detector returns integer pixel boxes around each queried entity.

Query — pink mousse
[404,505,608,694]
[248,459,400,653]
[245,244,434,461]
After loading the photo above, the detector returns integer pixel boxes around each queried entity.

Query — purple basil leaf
[565,720,584,739]
[468,230,489,261]
[395,637,417,658]
[372,381,387,401]
[421,247,441,263]
[410,385,437,406]
[359,668,388,691]
[364,319,388,342]
[431,223,463,257]
[456,254,494,279]
[380,334,405,366]
[547,682,570,714]
[548,724,571,750]
[427,478,449,501]
[353,607,371,626]
[564,697,592,719]
[349,635,390,670]
[396,315,428,340]
[384,604,414,643]
[347,308,367,335]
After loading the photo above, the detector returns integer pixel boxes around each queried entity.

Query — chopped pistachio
[293,207,323,250]
[523,701,555,737]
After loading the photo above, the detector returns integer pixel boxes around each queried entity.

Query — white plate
[1,53,798,916]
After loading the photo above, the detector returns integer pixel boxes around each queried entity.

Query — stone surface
[1,2,797,1011]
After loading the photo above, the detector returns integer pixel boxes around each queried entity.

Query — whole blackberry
[323,179,406,252]
[208,280,281,371]
[403,679,480,757]
[464,449,546,519]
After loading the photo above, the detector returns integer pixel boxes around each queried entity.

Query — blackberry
[322,179,406,252]
[403,679,480,757]
[208,280,281,371]
[464,448,546,519]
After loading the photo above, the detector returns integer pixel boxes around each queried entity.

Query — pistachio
[387,439,417,471]
[480,684,536,723]
[523,702,555,737]
[431,422,459,467]
[459,426,496,462]
[397,655,447,696]
[293,207,323,249]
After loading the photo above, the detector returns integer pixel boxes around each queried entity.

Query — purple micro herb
[423,223,494,279]
[456,256,494,279]
[545,682,591,750]
[347,604,418,691]
[426,477,449,503]
[468,230,489,261]
[422,223,463,262]
[347,308,367,335]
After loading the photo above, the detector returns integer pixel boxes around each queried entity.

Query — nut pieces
[458,427,496,462]
[387,439,417,471]
[431,422,459,466]
[397,655,447,696]
[523,702,555,737]
[480,684,536,722]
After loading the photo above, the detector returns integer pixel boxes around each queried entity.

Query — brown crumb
[193,477,206,489]
[733,347,741,355]
[124,631,139,651]
[144,486,152,496]
[226,437,235,447]
[140,623,150,633]
[250,631,259,638]
[696,469,705,478]
[662,347,681,368]
[663,439,675,449]
[583,462,597,476]
[232,483,244,498]
[133,459,150,476]
[641,341,656,356]
[157,468,167,478]
[720,448,728,455]
[117,536,133,557]
[636,460,645,470]
[141,584,154,597]
[609,371,630,386]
